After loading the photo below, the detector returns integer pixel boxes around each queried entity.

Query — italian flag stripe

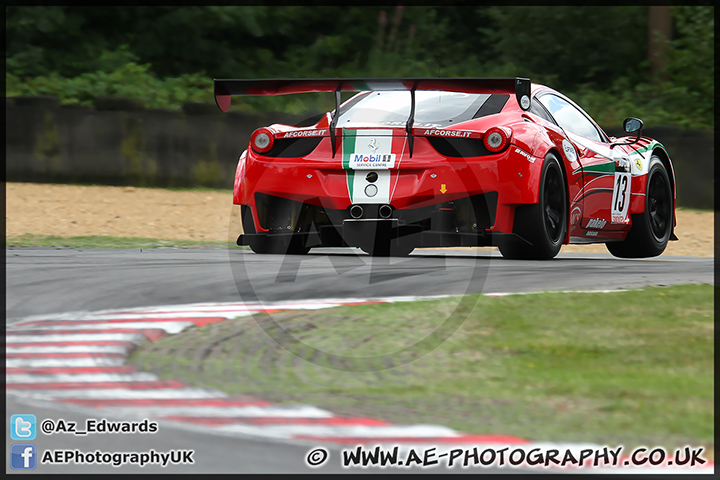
[342,128,356,169]
[342,127,406,204]
[633,140,660,155]
[343,128,357,200]
[573,161,615,175]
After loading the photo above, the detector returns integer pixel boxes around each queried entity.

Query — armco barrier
[5,96,319,190]
[5,96,713,209]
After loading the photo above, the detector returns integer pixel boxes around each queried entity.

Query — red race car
[214,78,677,259]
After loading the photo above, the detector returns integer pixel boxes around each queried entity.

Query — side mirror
[623,117,643,134]
[612,117,644,147]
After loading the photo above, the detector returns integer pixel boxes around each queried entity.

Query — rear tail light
[251,128,275,153]
[483,126,511,153]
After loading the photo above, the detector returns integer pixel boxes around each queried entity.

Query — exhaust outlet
[350,205,364,219]
[379,204,393,219]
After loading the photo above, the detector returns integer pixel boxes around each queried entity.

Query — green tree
[5,5,713,127]
[664,6,714,104]
[484,6,649,89]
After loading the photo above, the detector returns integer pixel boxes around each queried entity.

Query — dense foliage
[6,6,714,128]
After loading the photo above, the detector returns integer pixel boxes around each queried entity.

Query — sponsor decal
[440,184,447,194]
[634,157,643,170]
[586,231,599,236]
[349,153,397,169]
[342,128,398,203]
[514,147,535,163]
[562,139,577,162]
[611,172,631,224]
[612,215,629,224]
[570,207,582,226]
[423,129,472,138]
[616,157,632,172]
[387,121,442,128]
[281,129,325,138]
[520,95,531,110]
[586,218,607,229]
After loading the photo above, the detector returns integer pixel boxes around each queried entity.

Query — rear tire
[249,237,310,255]
[606,156,672,258]
[242,206,310,255]
[499,152,567,260]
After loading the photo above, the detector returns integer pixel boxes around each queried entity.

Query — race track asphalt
[6,247,712,322]
[5,247,714,474]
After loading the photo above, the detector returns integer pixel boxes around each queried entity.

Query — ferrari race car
[214,77,677,259]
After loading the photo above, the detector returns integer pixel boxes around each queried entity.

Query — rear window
[337,91,502,128]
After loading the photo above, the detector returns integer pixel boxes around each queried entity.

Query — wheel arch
[545,146,571,244]
[502,147,569,259]
[650,146,677,234]
[651,146,676,201]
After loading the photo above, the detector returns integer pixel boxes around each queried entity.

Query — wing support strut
[406,87,416,158]
[329,89,341,158]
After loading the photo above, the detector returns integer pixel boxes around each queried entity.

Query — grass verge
[128,284,714,452]
[5,233,233,249]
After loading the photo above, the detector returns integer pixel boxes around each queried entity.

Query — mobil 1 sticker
[611,171,631,224]
[348,153,397,169]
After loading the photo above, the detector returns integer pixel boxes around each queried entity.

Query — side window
[537,94,603,142]
[529,98,555,124]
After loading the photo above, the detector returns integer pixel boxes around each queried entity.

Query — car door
[536,93,624,237]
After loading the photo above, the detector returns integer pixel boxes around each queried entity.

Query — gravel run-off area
[5,182,714,257]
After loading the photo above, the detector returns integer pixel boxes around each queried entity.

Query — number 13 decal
[611,172,631,224]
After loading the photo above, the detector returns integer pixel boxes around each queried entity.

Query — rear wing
[213,77,531,157]
[214,77,531,112]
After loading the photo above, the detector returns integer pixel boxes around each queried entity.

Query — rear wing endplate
[214,77,531,157]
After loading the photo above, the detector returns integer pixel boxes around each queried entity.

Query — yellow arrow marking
[440,184,447,194]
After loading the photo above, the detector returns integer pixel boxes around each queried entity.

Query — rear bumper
[237,226,532,250]
[236,189,527,251]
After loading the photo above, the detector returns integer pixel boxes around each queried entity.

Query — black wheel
[606,156,672,258]
[499,152,567,260]
[242,206,310,255]
[249,236,310,255]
